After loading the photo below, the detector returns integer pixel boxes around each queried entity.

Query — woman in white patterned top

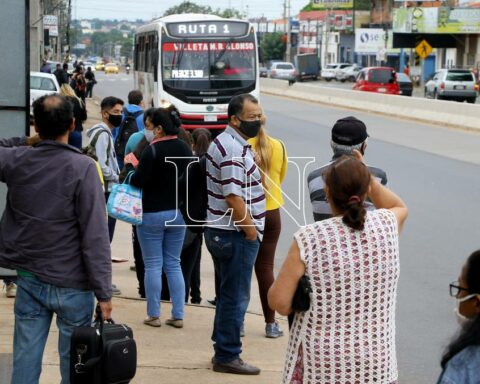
[269,151,408,384]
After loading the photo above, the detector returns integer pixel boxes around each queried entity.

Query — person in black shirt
[85,67,96,98]
[60,84,87,149]
[128,106,192,329]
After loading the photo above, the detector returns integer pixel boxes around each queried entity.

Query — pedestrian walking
[269,152,408,384]
[205,93,265,375]
[127,106,192,328]
[40,60,51,73]
[437,250,480,384]
[248,116,287,338]
[121,107,156,299]
[85,66,97,98]
[60,84,87,149]
[86,97,122,294]
[71,65,87,104]
[0,94,112,384]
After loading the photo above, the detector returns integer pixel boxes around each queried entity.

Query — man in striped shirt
[205,94,265,375]
[308,116,388,222]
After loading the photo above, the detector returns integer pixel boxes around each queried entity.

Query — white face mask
[144,129,155,143]
[454,294,477,327]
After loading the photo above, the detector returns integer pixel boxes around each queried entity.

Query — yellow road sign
[416,39,433,59]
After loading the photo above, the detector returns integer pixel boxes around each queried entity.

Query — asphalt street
[92,71,480,383]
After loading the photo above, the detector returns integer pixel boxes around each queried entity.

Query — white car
[82,61,96,72]
[336,64,363,82]
[30,72,61,119]
[321,63,351,81]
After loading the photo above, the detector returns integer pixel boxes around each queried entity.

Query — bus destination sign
[166,21,249,38]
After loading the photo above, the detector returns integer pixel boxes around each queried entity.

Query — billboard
[311,0,353,9]
[393,7,480,33]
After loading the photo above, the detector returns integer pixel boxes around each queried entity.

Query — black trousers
[132,226,145,297]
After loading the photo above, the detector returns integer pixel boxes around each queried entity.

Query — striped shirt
[308,156,388,222]
[206,126,266,240]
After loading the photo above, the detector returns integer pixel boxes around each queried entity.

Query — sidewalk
[0,99,288,383]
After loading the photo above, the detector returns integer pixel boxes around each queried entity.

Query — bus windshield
[162,40,256,90]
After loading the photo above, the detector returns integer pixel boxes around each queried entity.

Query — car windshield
[30,76,56,91]
[276,64,294,70]
[162,40,256,90]
[369,69,395,84]
[396,73,411,82]
[446,72,474,82]
[326,64,337,69]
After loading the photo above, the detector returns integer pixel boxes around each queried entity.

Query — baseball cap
[331,116,369,146]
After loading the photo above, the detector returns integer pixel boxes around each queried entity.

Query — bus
[134,14,260,132]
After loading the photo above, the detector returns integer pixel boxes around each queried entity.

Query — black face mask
[236,117,261,138]
[107,113,123,128]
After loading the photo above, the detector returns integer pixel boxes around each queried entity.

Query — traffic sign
[415,39,432,59]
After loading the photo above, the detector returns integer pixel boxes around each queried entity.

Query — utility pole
[286,0,291,62]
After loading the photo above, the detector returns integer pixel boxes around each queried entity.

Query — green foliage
[260,32,286,62]
[300,0,370,11]
[164,1,213,16]
[215,8,245,18]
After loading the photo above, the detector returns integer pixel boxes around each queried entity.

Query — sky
[73,0,309,21]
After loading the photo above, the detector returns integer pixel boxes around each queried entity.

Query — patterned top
[206,126,266,240]
[284,209,400,384]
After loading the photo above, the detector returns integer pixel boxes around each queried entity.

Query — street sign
[415,39,432,59]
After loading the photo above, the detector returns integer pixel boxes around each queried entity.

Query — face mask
[108,113,122,128]
[236,117,261,138]
[454,294,477,327]
[144,129,155,143]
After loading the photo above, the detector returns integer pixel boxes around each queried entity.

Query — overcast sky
[74,0,308,21]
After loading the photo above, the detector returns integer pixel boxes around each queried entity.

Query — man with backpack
[115,90,145,169]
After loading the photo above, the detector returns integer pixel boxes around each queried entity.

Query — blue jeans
[137,210,186,319]
[68,130,82,149]
[205,228,260,363]
[12,276,94,384]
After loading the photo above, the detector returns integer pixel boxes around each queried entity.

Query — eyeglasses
[449,281,469,298]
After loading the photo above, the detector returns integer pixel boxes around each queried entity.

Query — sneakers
[143,317,161,327]
[207,298,217,306]
[165,318,184,328]
[5,282,16,298]
[213,358,261,375]
[265,322,284,338]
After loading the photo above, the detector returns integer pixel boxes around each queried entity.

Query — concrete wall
[30,0,44,71]
[260,78,480,131]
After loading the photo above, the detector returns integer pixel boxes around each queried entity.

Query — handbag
[291,275,312,312]
[107,172,142,225]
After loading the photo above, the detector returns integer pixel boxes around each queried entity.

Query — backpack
[180,154,207,233]
[114,110,142,159]
[83,127,111,164]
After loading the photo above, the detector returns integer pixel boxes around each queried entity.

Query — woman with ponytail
[269,151,408,384]
[128,105,192,328]
[248,115,288,338]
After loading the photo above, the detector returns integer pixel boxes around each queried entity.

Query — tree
[215,8,245,18]
[164,1,213,16]
[121,38,134,59]
[260,32,286,62]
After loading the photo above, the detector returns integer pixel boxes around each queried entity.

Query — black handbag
[291,275,312,312]
[70,305,137,384]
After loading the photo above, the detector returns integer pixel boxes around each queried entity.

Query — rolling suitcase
[70,306,137,384]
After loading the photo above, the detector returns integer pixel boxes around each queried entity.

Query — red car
[353,67,400,95]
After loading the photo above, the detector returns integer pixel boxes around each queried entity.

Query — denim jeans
[205,228,260,363]
[137,210,186,319]
[12,276,94,384]
[68,131,82,150]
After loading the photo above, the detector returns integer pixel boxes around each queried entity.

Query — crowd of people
[0,90,479,384]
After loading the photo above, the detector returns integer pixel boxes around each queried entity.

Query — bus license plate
[205,115,218,122]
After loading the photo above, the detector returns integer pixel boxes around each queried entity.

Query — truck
[294,53,320,81]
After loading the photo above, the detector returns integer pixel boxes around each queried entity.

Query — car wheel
[349,76,356,82]
[466,97,476,104]
[340,79,346,83]
[326,78,332,82]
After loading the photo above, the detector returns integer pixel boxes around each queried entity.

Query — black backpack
[180,155,207,233]
[114,110,142,159]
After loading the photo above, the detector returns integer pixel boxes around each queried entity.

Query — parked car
[336,64,362,82]
[104,63,119,74]
[321,63,351,81]
[269,62,297,83]
[353,67,400,95]
[396,73,413,96]
[30,72,60,119]
[424,69,478,103]
[259,67,268,78]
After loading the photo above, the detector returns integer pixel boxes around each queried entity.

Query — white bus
[134,14,260,132]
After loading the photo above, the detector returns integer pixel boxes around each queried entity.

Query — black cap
[331,116,369,146]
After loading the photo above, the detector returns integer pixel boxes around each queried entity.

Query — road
[93,71,480,383]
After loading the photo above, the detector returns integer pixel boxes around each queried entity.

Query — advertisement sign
[355,28,386,54]
[393,7,480,33]
[43,15,58,37]
[311,0,353,9]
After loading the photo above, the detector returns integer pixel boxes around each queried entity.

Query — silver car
[425,69,478,103]
[269,62,297,83]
